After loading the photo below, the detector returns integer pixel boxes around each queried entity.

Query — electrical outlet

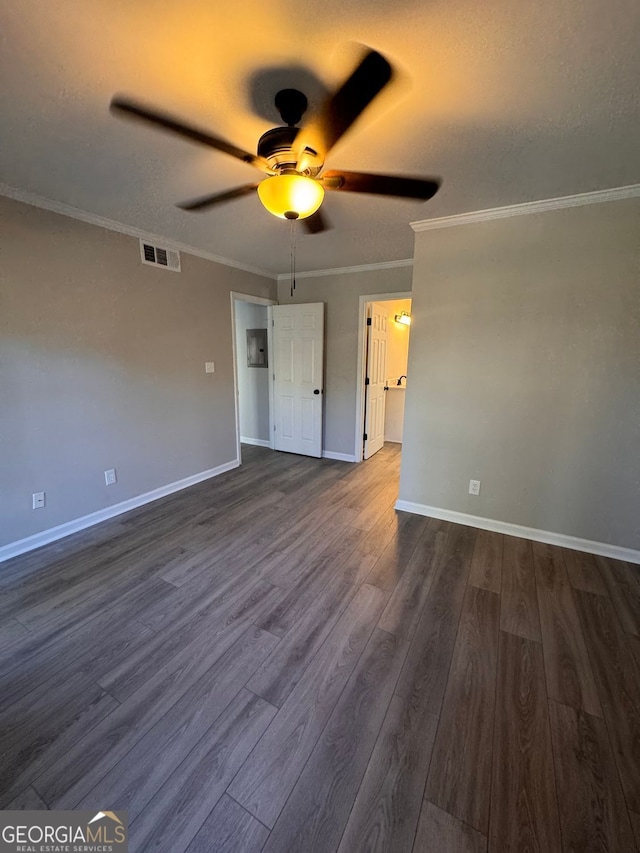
[104,468,117,486]
[32,491,46,509]
[205,362,215,373]
[469,479,481,496]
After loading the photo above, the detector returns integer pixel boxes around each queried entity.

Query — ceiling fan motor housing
[257,125,323,176]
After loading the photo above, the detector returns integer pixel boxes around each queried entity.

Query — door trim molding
[355,292,412,462]
[395,500,640,564]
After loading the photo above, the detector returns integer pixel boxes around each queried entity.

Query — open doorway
[355,292,412,463]
[230,292,276,463]
[231,293,325,463]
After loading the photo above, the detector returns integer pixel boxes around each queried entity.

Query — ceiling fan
[110,48,441,234]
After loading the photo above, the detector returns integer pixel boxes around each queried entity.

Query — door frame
[354,291,412,463]
[230,291,277,464]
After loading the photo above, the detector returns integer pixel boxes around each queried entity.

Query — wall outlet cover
[105,469,117,486]
[469,479,481,496]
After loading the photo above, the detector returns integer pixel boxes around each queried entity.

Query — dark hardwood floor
[1,443,639,852]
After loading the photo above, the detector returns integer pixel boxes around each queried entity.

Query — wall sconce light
[395,310,411,326]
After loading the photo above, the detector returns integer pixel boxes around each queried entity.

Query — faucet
[397,375,407,386]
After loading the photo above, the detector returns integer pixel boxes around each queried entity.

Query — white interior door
[273,303,324,457]
[364,303,388,459]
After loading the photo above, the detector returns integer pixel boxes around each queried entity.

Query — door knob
[313,389,320,395]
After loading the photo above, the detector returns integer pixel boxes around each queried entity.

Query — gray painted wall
[400,198,640,550]
[234,300,270,443]
[277,265,413,457]
[1,196,276,548]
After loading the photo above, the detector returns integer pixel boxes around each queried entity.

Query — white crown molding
[410,183,640,232]
[276,258,413,282]
[0,459,240,564]
[0,183,277,280]
[395,500,640,565]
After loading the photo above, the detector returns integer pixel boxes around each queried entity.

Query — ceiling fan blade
[295,49,393,170]
[111,96,271,172]
[321,170,441,200]
[177,184,259,212]
[302,209,331,234]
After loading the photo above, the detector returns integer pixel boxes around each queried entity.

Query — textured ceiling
[1,0,639,275]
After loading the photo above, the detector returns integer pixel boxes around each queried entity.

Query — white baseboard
[322,450,357,463]
[395,500,640,565]
[0,459,240,564]
[240,437,272,449]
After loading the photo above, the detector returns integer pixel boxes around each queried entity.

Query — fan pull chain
[290,219,297,297]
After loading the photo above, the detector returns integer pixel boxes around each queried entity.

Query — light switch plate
[205,362,215,373]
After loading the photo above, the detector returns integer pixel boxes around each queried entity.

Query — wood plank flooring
[1,443,640,852]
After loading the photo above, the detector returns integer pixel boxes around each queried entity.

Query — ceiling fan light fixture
[257,174,324,221]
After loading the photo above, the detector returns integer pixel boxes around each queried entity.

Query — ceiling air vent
[139,240,181,272]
